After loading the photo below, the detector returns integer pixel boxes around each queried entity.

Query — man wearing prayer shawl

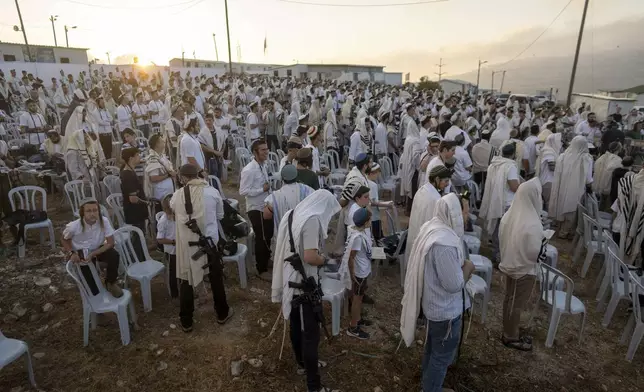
[616,168,644,265]
[399,106,424,215]
[490,106,511,149]
[535,133,562,210]
[499,178,548,352]
[471,128,495,190]
[263,164,313,231]
[400,193,474,392]
[405,165,451,268]
[479,142,520,263]
[548,136,594,239]
[592,142,622,200]
[271,190,341,392]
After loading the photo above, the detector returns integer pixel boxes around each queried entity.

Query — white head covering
[499,178,545,278]
[536,133,562,177]
[271,190,341,319]
[548,135,592,220]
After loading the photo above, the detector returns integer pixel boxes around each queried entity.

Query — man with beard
[20,98,48,146]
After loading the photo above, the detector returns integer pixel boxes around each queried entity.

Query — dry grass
[1,182,643,392]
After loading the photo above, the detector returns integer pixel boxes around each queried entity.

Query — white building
[168,58,281,74]
[0,42,89,64]
[570,93,636,122]
[439,79,475,95]
[269,63,402,85]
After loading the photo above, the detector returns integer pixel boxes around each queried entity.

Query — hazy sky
[1,0,642,78]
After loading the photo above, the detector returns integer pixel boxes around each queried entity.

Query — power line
[276,0,448,7]
[62,0,197,10]
[500,0,575,67]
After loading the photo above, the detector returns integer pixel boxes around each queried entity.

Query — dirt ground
[1,179,643,392]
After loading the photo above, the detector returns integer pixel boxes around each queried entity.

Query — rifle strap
[183,185,193,218]
[287,210,296,253]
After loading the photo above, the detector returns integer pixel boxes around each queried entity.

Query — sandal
[501,335,532,351]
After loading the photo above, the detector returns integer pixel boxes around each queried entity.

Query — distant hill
[447,48,644,98]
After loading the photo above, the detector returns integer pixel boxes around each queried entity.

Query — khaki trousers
[502,274,537,339]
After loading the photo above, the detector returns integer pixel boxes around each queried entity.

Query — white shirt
[62,217,115,252]
[95,108,113,134]
[349,230,372,279]
[247,112,260,140]
[156,213,176,255]
[523,135,539,173]
[132,102,149,127]
[117,105,132,131]
[147,100,163,124]
[349,131,362,161]
[54,93,73,109]
[538,154,555,186]
[179,132,206,170]
[505,164,519,208]
[239,158,270,212]
[368,179,380,222]
[374,123,388,155]
[451,146,472,186]
[574,121,600,144]
[19,111,47,145]
[169,185,224,242]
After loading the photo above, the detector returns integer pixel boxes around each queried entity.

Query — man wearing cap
[240,139,274,281]
[263,164,314,230]
[20,98,48,146]
[479,142,520,263]
[406,164,452,266]
[62,198,123,298]
[295,147,320,190]
[171,163,232,331]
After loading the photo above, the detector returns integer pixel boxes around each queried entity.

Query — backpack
[2,209,48,245]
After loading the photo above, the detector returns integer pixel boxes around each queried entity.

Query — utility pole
[491,70,504,94]
[64,25,76,48]
[212,33,219,61]
[475,59,487,96]
[14,0,31,62]
[49,15,58,46]
[566,0,590,107]
[499,70,507,93]
[224,0,233,75]
[434,58,445,82]
[106,51,111,64]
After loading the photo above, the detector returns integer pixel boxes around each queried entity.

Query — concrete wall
[0,43,88,64]
[384,72,402,86]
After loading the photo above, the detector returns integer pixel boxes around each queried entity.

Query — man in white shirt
[512,108,530,138]
[61,198,123,298]
[171,163,232,332]
[94,96,114,159]
[374,111,390,159]
[132,92,150,138]
[246,101,260,147]
[450,133,473,191]
[239,139,273,281]
[574,112,601,144]
[179,118,206,172]
[20,99,48,145]
[522,125,540,178]
[116,95,133,132]
[54,84,73,116]
[147,90,164,129]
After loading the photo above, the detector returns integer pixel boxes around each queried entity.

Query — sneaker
[362,294,375,305]
[182,324,193,333]
[358,319,373,327]
[217,307,234,325]
[346,326,370,340]
[107,283,123,298]
[257,271,272,282]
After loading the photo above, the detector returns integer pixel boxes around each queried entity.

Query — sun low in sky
[1,0,643,80]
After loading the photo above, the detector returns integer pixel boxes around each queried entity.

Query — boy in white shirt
[156,195,178,298]
[344,185,371,237]
[366,162,393,241]
[345,207,373,340]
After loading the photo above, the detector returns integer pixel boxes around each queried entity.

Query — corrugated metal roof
[0,41,89,50]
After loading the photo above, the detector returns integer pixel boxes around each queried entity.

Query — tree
[418,76,440,92]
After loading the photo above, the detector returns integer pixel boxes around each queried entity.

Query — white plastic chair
[103,175,121,196]
[155,211,174,297]
[534,263,586,348]
[601,248,635,327]
[106,193,126,227]
[321,278,347,336]
[0,330,37,388]
[571,202,588,261]
[545,244,558,269]
[596,231,619,306]
[468,274,490,324]
[208,175,239,210]
[104,158,117,167]
[586,193,612,230]
[222,243,249,289]
[64,180,97,218]
[276,149,286,161]
[103,165,120,176]
[133,129,145,138]
[463,235,481,255]
[619,273,644,361]
[113,226,166,312]
[66,260,137,346]
[579,213,606,278]
[391,152,400,175]
[326,151,346,185]
[8,186,56,258]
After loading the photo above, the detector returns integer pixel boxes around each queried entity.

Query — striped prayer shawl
[618,173,644,260]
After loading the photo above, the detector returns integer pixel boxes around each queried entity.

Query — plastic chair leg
[480,291,489,324]
[90,312,97,331]
[25,348,37,387]
[545,309,562,348]
[580,249,596,278]
[331,297,341,336]
[578,312,586,344]
[570,233,580,259]
[626,324,644,361]
[399,257,406,288]
[48,223,55,249]
[117,306,131,345]
[128,299,138,324]
[595,273,610,305]
[594,262,606,289]
[141,278,152,312]
[620,314,635,344]
[572,240,585,266]
[601,292,621,328]
[39,229,45,247]
[237,257,248,289]
[18,241,25,258]
[83,308,91,346]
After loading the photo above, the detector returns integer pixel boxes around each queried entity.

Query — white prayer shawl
[333,167,369,252]
[399,134,423,198]
[444,125,472,149]
[173,179,209,286]
[400,194,464,347]
[535,133,562,178]
[490,115,511,149]
[339,227,372,290]
[198,126,215,149]
[548,136,592,221]
[479,156,515,233]
[324,109,337,149]
[309,100,322,126]
[405,182,441,265]
[593,152,622,195]
[618,171,644,263]
[144,149,174,198]
[271,190,341,319]
[499,178,546,279]
[269,182,314,230]
[510,138,526,171]
[63,105,85,151]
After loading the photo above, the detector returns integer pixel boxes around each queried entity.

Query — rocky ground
[0,180,643,392]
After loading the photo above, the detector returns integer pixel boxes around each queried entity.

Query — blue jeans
[422,315,462,392]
